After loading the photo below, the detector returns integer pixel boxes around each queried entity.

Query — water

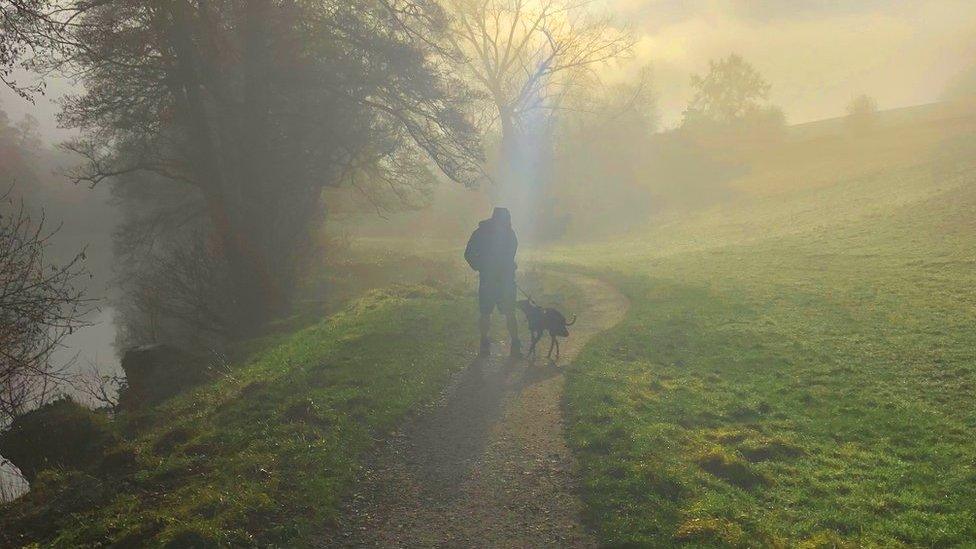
[55,307,123,405]
[0,307,120,502]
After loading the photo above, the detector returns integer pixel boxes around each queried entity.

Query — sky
[602,0,976,127]
[2,0,975,141]
[0,69,78,143]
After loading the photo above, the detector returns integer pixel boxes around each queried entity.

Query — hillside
[539,103,976,545]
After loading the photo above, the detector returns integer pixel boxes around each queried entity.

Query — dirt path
[328,273,629,547]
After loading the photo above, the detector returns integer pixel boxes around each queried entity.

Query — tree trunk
[166,0,275,337]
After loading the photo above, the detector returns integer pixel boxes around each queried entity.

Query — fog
[608,0,976,125]
[2,0,976,544]
[6,1,976,144]
[2,0,973,411]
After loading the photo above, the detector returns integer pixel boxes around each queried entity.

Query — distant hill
[718,98,976,196]
[789,97,976,141]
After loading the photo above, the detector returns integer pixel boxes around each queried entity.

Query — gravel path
[328,273,629,547]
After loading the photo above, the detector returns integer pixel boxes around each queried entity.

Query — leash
[515,283,537,305]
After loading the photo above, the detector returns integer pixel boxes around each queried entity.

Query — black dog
[517,299,577,360]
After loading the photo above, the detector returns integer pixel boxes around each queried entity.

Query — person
[464,207,521,358]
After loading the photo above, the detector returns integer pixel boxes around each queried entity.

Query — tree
[0,0,65,100]
[48,0,482,338]
[444,0,635,230]
[846,93,879,133]
[0,106,39,198]
[553,66,659,236]
[0,189,91,425]
[682,53,783,133]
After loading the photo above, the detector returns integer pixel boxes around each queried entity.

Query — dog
[517,298,577,360]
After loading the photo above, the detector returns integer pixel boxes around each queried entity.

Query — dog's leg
[548,335,556,359]
[555,338,561,359]
[529,331,541,355]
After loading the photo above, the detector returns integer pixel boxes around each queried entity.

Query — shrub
[0,398,116,481]
[846,94,879,133]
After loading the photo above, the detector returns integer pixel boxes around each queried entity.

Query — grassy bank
[1,283,477,547]
[547,119,976,545]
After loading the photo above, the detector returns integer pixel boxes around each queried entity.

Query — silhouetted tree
[445,0,634,232]
[48,0,482,338]
[682,54,785,136]
[0,107,39,198]
[0,189,91,425]
[846,93,879,133]
[0,0,65,100]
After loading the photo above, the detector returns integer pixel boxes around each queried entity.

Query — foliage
[0,0,58,99]
[682,54,785,137]
[47,0,483,340]
[109,172,237,351]
[684,54,770,123]
[846,94,880,133]
[0,106,41,197]
[0,280,477,546]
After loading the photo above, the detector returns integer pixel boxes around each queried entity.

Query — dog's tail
[565,314,577,326]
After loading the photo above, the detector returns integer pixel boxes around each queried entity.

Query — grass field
[543,116,976,545]
[0,281,478,547]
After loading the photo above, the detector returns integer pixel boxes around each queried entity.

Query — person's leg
[505,310,519,352]
[478,276,492,356]
[478,311,493,357]
[479,312,491,341]
[500,276,520,357]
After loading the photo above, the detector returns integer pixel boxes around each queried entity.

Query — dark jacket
[464,219,518,276]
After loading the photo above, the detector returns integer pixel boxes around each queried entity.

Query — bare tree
[445,0,635,202]
[0,189,92,425]
[75,360,124,411]
[0,0,71,100]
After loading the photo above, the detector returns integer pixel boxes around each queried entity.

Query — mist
[2,0,976,545]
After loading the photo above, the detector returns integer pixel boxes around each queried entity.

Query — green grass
[1,283,479,547]
[544,126,976,545]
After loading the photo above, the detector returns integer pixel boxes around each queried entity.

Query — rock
[0,398,117,482]
[118,344,211,410]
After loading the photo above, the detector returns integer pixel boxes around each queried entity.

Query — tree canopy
[49,0,483,338]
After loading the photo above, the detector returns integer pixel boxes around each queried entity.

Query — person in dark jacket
[464,207,521,358]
